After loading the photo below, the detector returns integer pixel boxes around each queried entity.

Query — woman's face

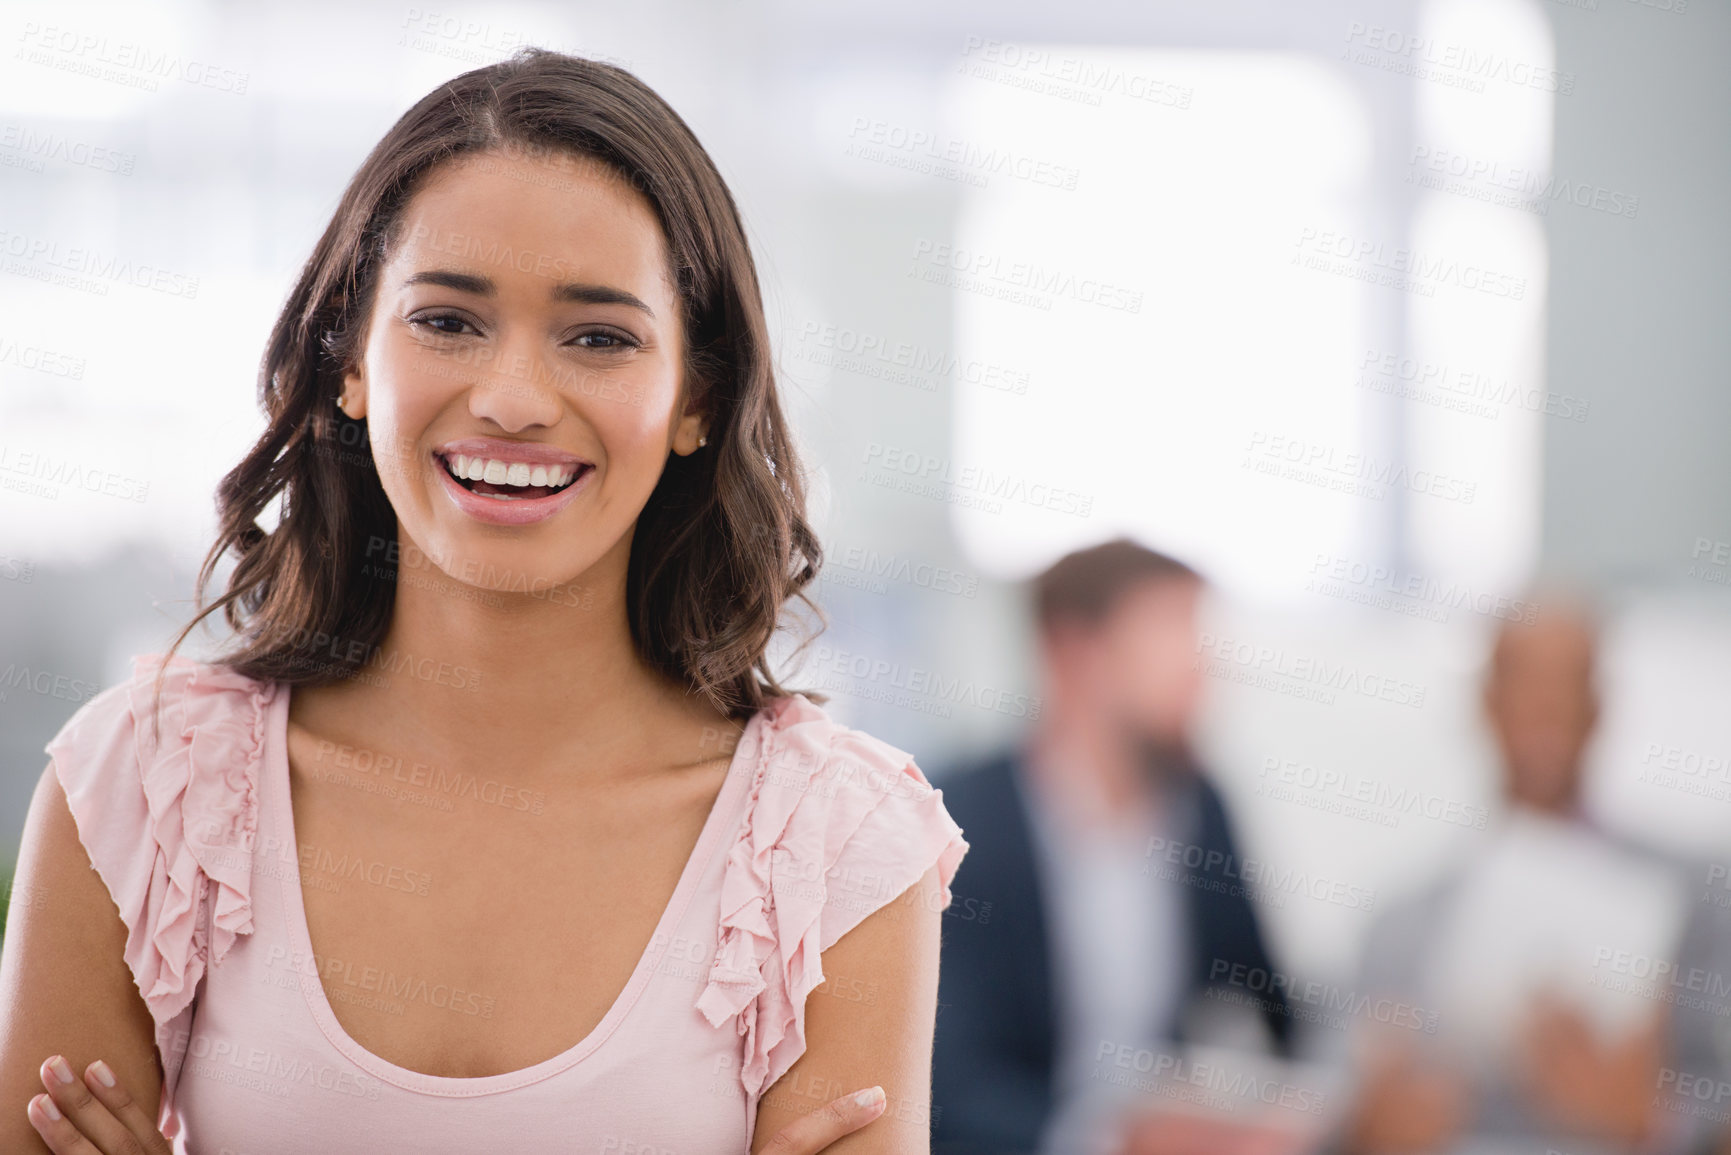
[339,145,703,595]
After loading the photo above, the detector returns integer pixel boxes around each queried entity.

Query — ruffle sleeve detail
[695,694,969,1098]
[43,652,273,1032]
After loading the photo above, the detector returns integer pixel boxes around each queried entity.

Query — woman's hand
[25,1054,884,1155]
[758,1085,888,1153]
[27,1054,171,1155]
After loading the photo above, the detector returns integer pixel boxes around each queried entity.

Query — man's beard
[1123,726,1194,789]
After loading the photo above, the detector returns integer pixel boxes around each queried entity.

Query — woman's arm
[0,765,162,1154]
[752,862,946,1155]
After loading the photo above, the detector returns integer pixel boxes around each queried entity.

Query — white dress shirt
[1018,756,1191,1155]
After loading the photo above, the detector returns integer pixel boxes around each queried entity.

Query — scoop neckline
[268,682,763,1097]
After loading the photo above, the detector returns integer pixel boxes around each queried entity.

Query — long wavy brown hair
[166,47,822,718]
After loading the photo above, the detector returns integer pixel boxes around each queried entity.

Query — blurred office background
[1,0,1729,1116]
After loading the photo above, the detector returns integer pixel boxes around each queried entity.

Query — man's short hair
[1034,537,1202,631]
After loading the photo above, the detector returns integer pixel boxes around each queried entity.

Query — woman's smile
[430,435,596,526]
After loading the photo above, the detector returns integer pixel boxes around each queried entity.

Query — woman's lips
[433,437,587,467]
[433,451,593,526]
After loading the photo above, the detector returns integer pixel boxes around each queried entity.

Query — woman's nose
[465,342,564,432]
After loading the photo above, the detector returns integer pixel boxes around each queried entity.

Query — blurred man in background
[932,539,1299,1155]
[1339,603,1689,1155]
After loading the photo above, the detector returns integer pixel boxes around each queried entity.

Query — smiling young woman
[0,49,967,1154]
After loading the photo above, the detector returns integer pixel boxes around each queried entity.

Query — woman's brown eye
[577,331,636,350]
[410,312,474,336]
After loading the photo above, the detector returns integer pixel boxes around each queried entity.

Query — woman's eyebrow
[401,269,656,318]
[402,269,492,295]
[552,281,656,319]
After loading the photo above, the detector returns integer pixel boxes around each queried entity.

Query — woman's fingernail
[35,1094,62,1122]
[49,1056,74,1085]
[91,1060,117,1088]
[851,1086,886,1111]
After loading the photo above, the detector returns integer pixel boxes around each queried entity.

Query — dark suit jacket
[930,750,1294,1154]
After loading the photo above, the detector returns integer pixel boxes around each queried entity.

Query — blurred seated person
[1662,853,1731,1155]
[932,539,1296,1155]
[1339,601,1689,1155]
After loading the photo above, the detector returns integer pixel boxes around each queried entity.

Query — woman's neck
[308,531,727,777]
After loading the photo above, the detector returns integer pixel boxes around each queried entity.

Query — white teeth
[442,453,582,493]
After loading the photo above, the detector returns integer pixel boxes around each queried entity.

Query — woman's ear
[338,363,369,421]
[671,407,709,456]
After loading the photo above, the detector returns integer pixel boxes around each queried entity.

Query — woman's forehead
[388,150,676,302]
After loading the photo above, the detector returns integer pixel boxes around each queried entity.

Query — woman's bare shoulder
[0,765,161,1155]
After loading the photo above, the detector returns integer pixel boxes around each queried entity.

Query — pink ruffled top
[44,654,968,1153]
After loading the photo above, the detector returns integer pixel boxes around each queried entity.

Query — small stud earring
[697,435,708,448]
